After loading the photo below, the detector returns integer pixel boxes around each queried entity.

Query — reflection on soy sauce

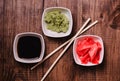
[109,5,120,29]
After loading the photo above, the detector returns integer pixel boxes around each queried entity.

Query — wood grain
[0,0,120,81]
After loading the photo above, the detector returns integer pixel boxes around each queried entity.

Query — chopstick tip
[95,20,98,23]
[31,67,34,70]
[87,18,91,21]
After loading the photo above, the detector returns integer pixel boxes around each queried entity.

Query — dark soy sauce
[17,36,41,58]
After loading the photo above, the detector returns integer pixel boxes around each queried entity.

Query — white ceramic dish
[13,32,45,63]
[42,7,73,38]
[73,35,104,66]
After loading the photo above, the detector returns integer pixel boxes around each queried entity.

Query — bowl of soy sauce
[13,32,45,63]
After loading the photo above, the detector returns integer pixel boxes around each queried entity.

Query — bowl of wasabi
[42,7,73,38]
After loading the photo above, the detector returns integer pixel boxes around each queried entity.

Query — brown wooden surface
[1,0,120,81]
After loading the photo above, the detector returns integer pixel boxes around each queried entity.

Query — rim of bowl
[13,32,45,63]
[73,35,104,66]
[42,7,73,38]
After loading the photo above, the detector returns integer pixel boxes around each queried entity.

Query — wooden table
[1,0,120,81]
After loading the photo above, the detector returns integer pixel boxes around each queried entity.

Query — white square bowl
[13,32,45,63]
[42,7,73,38]
[73,35,104,66]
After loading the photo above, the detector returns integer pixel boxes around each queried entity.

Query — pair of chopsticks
[31,18,98,81]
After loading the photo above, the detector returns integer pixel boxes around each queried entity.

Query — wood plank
[90,0,120,81]
[2,0,43,81]
[0,0,4,80]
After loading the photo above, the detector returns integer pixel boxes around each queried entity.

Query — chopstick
[41,18,95,81]
[31,19,98,70]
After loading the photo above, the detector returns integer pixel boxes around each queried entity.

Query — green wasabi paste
[44,10,69,33]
